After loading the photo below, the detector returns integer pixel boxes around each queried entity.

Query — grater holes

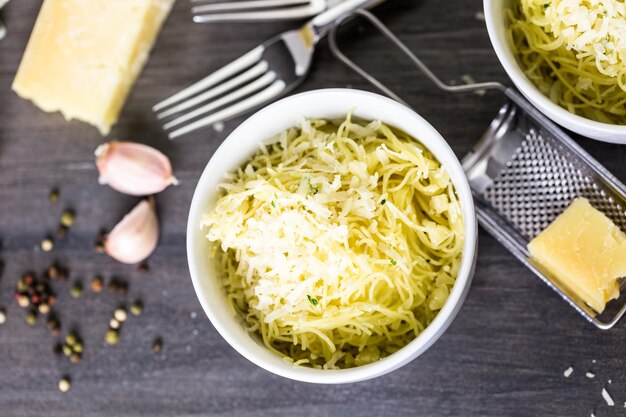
[482,128,626,239]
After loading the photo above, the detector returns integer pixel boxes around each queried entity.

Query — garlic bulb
[95,141,177,196]
[105,198,159,264]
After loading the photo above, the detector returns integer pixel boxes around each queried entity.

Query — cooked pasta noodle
[202,115,464,369]
[508,0,626,124]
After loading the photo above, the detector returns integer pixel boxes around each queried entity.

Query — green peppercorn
[105,329,119,345]
[48,188,60,205]
[65,333,77,346]
[130,301,143,316]
[60,210,75,228]
[109,318,120,330]
[26,310,37,326]
[16,278,28,292]
[62,345,72,357]
[70,282,83,298]
[69,353,81,364]
[73,343,83,353]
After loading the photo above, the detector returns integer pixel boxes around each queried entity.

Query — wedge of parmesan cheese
[12,0,175,135]
[528,197,626,313]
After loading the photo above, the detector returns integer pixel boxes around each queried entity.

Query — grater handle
[328,9,507,105]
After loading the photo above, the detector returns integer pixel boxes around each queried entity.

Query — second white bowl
[484,0,626,144]
[187,89,477,384]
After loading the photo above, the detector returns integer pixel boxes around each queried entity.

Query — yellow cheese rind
[12,0,175,135]
[528,197,625,313]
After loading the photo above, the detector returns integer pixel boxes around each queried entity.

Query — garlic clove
[95,141,178,196]
[105,198,159,264]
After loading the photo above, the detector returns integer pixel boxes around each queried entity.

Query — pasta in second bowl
[485,0,626,143]
[187,89,477,383]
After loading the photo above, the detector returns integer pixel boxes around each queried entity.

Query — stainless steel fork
[192,0,343,23]
[154,0,383,139]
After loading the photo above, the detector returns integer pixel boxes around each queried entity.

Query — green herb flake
[271,201,276,208]
[309,186,319,196]
[390,259,397,265]
[307,295,319,306]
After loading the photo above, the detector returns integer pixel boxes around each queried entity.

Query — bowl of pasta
[187,89,477,383]
[485,0,626,143]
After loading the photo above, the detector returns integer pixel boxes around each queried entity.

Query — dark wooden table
[1,1,625,416]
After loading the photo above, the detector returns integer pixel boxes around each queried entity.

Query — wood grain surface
[0,1,625,416]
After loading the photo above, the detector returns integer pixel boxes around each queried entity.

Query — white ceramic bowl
[187,89,477,384]
[484,0,626,144]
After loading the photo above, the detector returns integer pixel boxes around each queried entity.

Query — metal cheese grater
[328,10,626,329]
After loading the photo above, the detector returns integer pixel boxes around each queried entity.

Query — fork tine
[193,5,317,22]
[164,71,277,130]
[153,46,264,112]
[168,80,287,139]
[156,61,269,119]
[191,0,309,13]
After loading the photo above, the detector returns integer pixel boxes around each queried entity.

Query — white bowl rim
[186,88,477,384]
[483,0,626,144]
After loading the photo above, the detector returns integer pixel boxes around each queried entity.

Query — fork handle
[311,0,383,36]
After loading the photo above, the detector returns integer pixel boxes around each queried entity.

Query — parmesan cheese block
[528,198,626,313]
[12,0,175,135]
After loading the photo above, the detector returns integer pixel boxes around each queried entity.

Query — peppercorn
[16,278,28,292]
[47,314,60,329]
[46,264,67,281]
[47,294,57,306]
[23,274,34,285]
[90,276,103,293]
[73,343,83,354]
[26,310,37,326]
[69,353,81,364]
[106,278,128,295]
[113,308,127,323]
[62,345,72,357]
[130,301,143,316]
[48,188,60,205]
[105,329,119,345]
[38,303,50,315]
[58,376,70,393]
[60,210,75,228]
[152,337,162,353]
[16,293,29,308]
[94,231,106,254]
[41,238,54,252]
[46,265,60,280]
[70,282,83,298]
[109,318,120,330]
[65,333,77,346]
[56,225,68,240]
